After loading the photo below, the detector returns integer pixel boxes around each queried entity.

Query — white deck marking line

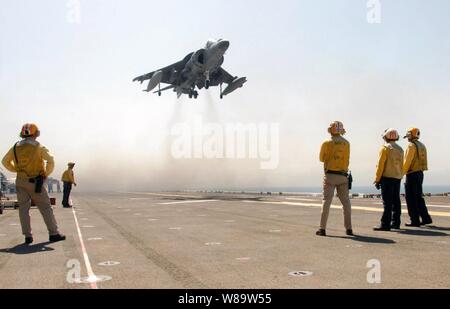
[285,198,320,202]
[284,199,449,209]
[373,202,450,209]
[123,192,199,199]
[71,207,98,289]
[246,201,450,217]
[129,198,154,200]
[158,199,218,205]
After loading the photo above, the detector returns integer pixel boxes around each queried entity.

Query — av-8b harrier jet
[133,39,247,99]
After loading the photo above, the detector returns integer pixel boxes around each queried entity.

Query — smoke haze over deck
[1,0,449,191]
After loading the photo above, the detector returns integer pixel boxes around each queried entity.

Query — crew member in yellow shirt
[403,128,432,227]
[373,129,404,231]
[2,123,66,245]
[316,121,353,237]
[61,162,77,208]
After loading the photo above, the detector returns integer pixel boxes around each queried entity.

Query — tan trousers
[15,178,59,237]
[320,173,352,230]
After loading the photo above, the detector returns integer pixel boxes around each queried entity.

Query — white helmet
[383,128,399,141]
[328,121,346,135]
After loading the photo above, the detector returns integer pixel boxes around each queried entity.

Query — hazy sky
[1,0,449,191]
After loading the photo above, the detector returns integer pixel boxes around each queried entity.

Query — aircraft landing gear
[189,89,199,99]
[220,83,223,99]
[158,83,161,96]
[205,71,210,89]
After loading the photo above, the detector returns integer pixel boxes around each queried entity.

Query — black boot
[406,222,421,227]
[391,224,401,230]
[315,229,326,236]
[25,236,33,245]
[346,229,354,236]
[49,234,66,242]
[421,218,433,225]
[373,226,391,231]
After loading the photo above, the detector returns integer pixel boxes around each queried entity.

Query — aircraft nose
[218,40,230,51]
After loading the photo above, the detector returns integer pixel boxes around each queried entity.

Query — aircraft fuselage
[179,39,230,93]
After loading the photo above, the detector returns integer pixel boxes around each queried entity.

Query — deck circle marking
[98,261,120,267]
[74,275,112,284]
[346,244,363,248]
[236,257,251,261]
[289,271,313,277]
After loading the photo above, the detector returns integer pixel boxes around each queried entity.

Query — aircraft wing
[209,67,236,86]
[132,52,193,84]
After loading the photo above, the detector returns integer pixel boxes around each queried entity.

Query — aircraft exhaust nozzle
[222,77,247,96]
[144,71,163,92]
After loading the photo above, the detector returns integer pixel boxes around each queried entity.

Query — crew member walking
[403,128,432,227]
[1,123,66,244]
[316,121,353,237]
[61,162,77,208]
[373,129,404,231]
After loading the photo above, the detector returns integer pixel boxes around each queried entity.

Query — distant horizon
[63,185,450,195]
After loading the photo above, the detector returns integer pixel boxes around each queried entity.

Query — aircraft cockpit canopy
[205,39,223,49]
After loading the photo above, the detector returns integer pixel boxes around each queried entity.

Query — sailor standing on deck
[61,162,77,208]
[373,129,404,231]
[1,123,66,245]
[316,121,353,237]
[403,128,432,227]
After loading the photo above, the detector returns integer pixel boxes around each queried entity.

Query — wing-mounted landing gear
[205,71,210,89]
[158,83,161,96]
[220,83,224,99]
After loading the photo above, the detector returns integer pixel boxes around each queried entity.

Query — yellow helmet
[20,123,40,138]
[383,128,399,141]
[328,121,346,135]
[404,128,420,140]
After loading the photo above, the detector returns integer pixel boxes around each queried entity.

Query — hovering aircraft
[133,39,247,99]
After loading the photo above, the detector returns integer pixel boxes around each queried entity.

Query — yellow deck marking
[248,200,450,217]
